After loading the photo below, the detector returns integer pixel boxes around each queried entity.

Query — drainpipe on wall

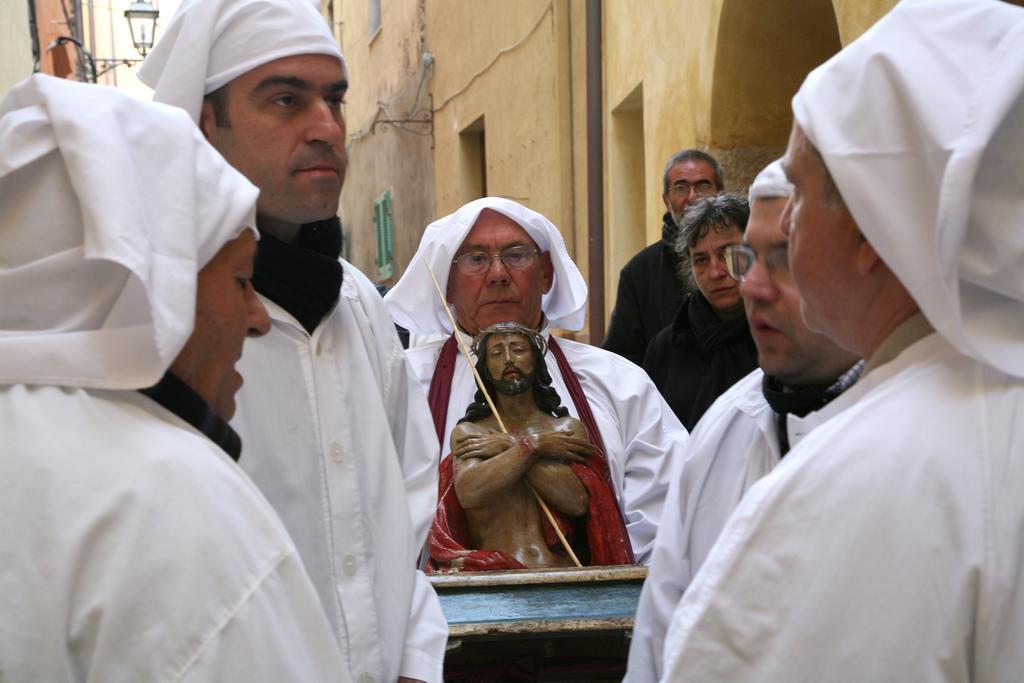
[585,0,605,345]
[28,0,41,71]
[74,0,84,53]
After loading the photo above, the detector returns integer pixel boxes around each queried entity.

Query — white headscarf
[384,197,588,334]
[137,0,345,122]
[792,0,1024,379]
[0,74,259,390]
[748,158,792,202]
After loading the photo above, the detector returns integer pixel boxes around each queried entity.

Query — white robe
[0,385,348,682]
[661,332,1024,682]
[626,369,845,682]
[405,332,689,563]
[233,260,446,683]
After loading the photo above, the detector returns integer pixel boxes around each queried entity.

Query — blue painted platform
[430,565,646,638]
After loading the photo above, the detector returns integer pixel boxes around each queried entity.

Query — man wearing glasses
[624,159,861,683]
[662,1,1024,677]
[603,150,724,365]
[386,197,689,564]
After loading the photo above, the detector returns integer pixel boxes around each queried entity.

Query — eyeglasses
[669,179,716,196]
[452,245,540,276]
[724,243,790,281]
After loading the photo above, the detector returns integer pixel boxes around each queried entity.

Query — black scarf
[687,291,750,355]
[761,374,847,456]
[252,217,344,334]
[139,372,242,461]
[661,211,679,245]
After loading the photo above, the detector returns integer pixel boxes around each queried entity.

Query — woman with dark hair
[642,194,758,430]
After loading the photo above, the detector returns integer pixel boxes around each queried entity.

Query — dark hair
[459,323,568,423]
[674,194,750,289]
[663,149,725,194]
[203,84,231,128]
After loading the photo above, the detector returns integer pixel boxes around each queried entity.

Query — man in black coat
[602,150,724,365]
[641,195,757,430]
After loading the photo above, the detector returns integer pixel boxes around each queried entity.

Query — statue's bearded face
[484,331,536,396]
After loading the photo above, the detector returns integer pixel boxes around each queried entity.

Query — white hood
[0,75,259,389]
[792,0,1024,378]
[385,197,588,335]
[138,0,345,122]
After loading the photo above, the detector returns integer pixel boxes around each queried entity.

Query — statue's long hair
[459,322,569,423]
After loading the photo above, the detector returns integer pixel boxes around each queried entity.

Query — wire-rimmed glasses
[724,243,789,281]
[452,245,540,276]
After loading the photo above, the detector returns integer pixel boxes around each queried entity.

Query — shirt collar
[139,372,242,461]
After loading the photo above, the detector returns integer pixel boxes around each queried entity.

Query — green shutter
[374,189,394,279]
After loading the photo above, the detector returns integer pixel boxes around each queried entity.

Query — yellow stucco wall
[706,0,844,191]
[426,0,579,248]
[334,0,436,282]
[337,0,425,119]
[0,0,34,96]
[832,0,898,44]
[603,0,722,301]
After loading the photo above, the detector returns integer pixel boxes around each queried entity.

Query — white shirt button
[343,554,357,576]
[330,441,343,463]
[357,674,375,683]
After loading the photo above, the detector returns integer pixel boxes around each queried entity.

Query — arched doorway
[707,0,842,191]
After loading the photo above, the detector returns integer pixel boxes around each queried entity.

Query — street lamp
[124,1,160,57]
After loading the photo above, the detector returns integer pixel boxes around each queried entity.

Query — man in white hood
[0,75,348,681]
[624,159,862,682]
[385,197,689,563]
[139,2,446,681]
[660,1,1024,680]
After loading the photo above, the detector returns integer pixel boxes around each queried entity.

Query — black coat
[642,291,758,431]
[602,213,689,366]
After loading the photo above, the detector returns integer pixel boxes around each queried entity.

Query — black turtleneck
[761,361,864,455]
[661,210,681,245]
[252,217,344,334]
[139,372,242,461]
[641,291,758,430]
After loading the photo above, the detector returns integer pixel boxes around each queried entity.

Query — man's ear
[198,100,215,141]
[847,210,880,276]
[540,251,554,294]
[856,239,881,276]
[662,192,671,213]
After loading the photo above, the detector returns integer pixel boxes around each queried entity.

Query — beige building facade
[0,0,34,95]
[0,0,180,97]
[331,0,898,337]
[82,0,182,99]
[329,0,436,284]
[603,0,848,297]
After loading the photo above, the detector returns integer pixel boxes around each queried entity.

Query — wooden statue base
[430,565,646,681]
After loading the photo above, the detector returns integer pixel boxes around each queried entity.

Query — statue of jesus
[428,322,634,571]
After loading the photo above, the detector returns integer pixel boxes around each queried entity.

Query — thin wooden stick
[424,261,583,568]
[423,264,507,433]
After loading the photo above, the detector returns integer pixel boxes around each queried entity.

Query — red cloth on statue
[429,453,524,571]
[426,335,635,572]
